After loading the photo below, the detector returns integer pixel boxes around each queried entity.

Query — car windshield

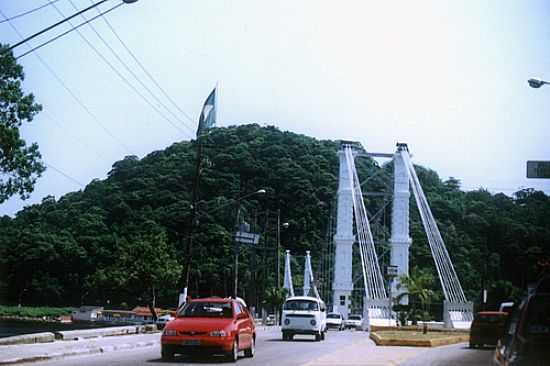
[525,296,550,335]
[283,300,319,311]
[349,315,361,320]
[178,301,233,318]
[327,313,341,319]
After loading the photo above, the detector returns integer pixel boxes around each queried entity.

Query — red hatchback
[161,297,255,362]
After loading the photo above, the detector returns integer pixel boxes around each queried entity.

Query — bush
[0,305,73,318]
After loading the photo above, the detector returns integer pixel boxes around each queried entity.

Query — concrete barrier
[370,331,469,347]
[54,326,143,340]
[0,332,55,346]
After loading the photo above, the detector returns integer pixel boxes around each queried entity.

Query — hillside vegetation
[0,125,548,312]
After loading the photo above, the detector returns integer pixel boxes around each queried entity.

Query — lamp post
[275,209,289,289]
[233,189,265,298]
[528,78,549,89]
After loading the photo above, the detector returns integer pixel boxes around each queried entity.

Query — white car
[326,312,344,330]
[155,314,174,329]
[281,296,327,341]
[344,314,363,329]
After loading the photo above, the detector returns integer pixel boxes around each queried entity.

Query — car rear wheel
[227,339,238,362]
[244,337,255,358]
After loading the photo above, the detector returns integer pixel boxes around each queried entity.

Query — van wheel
[244,337,255,358]
[315,333,321,341]
[321,331,325,341]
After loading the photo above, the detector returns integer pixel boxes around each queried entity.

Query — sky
[0,0,549,216]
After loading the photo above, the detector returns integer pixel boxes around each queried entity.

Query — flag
[196,87,216,137]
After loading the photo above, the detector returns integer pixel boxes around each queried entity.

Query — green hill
[0,124,548,313]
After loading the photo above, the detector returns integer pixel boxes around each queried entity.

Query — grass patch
[0,305,73,318]
[376,330,464,341]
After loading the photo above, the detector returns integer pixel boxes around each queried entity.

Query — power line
[45,162,84,187]
[67,0,195,136]
[50,2,192,138]
[0,9,134,155]
[16,3,123,59]
[90,0,197,128]
[0,0,62,24]
[6,0,109,52]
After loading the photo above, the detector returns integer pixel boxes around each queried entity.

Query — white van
[281,296,327,341]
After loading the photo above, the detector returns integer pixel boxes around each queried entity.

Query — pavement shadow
[148,354,241,364]
[266,338,318,343]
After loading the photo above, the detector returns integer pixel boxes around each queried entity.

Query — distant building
[71,306,104,322]
[100,309,136,324]
[132,307,163,323]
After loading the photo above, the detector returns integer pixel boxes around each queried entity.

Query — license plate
[183,340,201,346]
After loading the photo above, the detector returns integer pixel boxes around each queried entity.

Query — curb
[370,332,469,347]
[0,340,160,365]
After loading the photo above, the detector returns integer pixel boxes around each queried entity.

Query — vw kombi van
[281,296,327,341]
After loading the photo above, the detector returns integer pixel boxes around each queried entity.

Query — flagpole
[215,80,220,125]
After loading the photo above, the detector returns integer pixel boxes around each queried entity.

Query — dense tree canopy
[0,44,44,203]
[0,124,548,314]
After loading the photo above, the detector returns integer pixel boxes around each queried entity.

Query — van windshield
[284,300,319,311]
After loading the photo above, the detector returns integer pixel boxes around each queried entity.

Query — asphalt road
[19,328,493,366]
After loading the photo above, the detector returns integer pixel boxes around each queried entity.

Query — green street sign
[527,161,550,179]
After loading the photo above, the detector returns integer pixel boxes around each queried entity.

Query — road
[19,328,493,366]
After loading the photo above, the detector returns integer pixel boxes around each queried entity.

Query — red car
[161,297,255,362]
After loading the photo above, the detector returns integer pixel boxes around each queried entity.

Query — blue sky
[1,0,549,216]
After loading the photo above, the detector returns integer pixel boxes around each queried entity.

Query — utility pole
[233,198,242,298]
[276,208,281,288]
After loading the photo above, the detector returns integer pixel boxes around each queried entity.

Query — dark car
[469,311,507,348]
[494,276,550,366]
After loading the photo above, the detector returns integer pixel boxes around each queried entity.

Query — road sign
[234,231,260,245]
[386,265,399,277]
[527,161,550,179]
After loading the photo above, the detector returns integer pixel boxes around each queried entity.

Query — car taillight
[163,329,177,336]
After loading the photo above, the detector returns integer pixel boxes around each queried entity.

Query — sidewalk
[0,333,160,365]
[303,336,432,366]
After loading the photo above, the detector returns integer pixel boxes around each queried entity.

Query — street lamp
[528,78,549,89]
[276,210,290,289]
[233,189,266,298]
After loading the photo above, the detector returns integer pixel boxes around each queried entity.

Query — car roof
[190,297,231,303]
[285,296,323,302]
[476,311,508,315]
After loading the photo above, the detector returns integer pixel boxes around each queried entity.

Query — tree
[0,44,44,203]
[396,267,439,332]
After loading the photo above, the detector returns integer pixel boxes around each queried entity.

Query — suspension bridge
[282,141,473,330]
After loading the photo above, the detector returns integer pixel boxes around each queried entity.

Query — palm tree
[395,267,439,333]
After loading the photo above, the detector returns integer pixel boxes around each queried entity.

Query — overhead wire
[16,2,123,59]
[45,162,85,188]
[48,1,191,138]
[0,9,134,155]
[88,0,197,129]
[68,0,195,136]
[0,0,62,24]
